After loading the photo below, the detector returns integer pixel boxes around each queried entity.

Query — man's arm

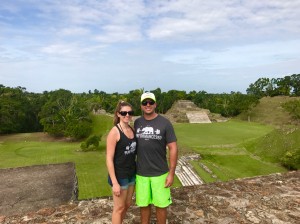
[165,141,178,187]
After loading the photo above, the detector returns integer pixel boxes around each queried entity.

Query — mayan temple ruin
[164,100,227,123]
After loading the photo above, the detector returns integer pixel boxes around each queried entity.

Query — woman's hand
[112,183,121,197]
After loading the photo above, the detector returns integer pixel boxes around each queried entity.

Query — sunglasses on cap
[141,100,155,106]
[119,111,134,116]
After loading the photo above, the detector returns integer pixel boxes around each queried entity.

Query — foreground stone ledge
[1,171,299,224]
[0,163,78,217]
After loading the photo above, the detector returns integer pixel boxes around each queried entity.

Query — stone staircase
[175,155,203,186]
[186,111,211,123]
[165,100,213,123]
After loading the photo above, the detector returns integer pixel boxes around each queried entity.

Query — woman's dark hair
[113,101,133,125]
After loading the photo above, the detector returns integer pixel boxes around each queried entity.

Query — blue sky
[0,0,300,94]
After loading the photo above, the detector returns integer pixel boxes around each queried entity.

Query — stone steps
[175,157,203,186]
[186,111,211,123]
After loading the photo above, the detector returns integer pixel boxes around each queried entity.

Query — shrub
[282,100,300,120]
[281,149,300,170]
[66,120,92,140]
[80,142,88,151]
[80,134,102,151]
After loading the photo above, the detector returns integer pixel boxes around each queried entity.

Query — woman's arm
[106,126,121,196]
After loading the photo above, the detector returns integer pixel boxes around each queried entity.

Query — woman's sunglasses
[141,100,155,106]
[119,111,134,116]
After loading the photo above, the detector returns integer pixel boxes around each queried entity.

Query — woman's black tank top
[113,125,137,178]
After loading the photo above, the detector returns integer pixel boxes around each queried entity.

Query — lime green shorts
[136,172,172,208]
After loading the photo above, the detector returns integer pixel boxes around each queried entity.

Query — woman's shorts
[136,172,172,208]
[108,175,135,190]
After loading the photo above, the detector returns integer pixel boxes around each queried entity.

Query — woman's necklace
[119,123,129,133]
[119,123,133,139]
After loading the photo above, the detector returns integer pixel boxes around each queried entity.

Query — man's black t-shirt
[134,115,177,176]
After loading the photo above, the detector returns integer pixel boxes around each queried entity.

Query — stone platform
[0,163,78,217]
[1,171,299,224]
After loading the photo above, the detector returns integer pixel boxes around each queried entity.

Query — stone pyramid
[164,100,212,123]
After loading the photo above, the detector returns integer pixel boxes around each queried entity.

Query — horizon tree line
[0,74,299,138]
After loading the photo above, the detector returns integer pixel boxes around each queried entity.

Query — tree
[192,91,208,108]
[0,85,41,134]
[127,88,144,115]
[64,96,93,139]
[246,78,270,97]
[227,92,259,118]
[276,76,292,96]
[24,92,45,132]
[290,74,300,96]
[266,78,278,96]
[247,74,300,97]
[39,89,92,139]
[186,90,197,100]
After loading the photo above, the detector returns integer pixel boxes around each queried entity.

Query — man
[134,92,178,224]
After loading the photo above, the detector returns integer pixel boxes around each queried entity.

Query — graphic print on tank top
[125,141,136,155]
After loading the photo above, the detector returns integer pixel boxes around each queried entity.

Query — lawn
[0,135,111,199]
[174,119,274,149]
[0,114,115,200]
[0,118,288,199]
[174,120,287,182]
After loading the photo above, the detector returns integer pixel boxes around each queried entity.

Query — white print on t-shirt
[136,126,162,140]
[142,126,153,134]
[125,141,136,155]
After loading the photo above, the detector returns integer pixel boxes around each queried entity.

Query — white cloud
[0,0,299,93]
[95,24,142,43]
[60,27,90,36]
[163,39,300,69]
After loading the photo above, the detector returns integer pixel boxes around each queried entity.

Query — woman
[106,101,136,224]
